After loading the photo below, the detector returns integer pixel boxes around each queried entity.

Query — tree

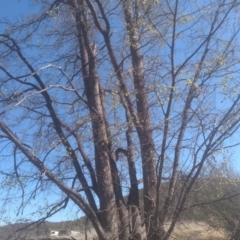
[187,166,240,240]
[1,0,240,239]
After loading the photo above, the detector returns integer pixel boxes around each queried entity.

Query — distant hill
[2,176,240,239]
[0,217,92,240]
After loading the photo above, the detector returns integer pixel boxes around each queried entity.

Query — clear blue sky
[0,0,83,224]
[1,0,240,227]
[0,0,31,21]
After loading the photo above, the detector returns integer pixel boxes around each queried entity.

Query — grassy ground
[167,221,227,240]
[71,221,227,240]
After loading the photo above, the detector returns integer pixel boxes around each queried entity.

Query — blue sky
[1,0,240,227]
[0,0,84,224]
[0,0,31,22]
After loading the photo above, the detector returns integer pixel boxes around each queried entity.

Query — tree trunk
[70,0,118,237]
[122,0,157,238]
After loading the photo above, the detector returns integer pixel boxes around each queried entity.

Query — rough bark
[123,0,157,238]
[1,1,240,240]
[69,0,118,236]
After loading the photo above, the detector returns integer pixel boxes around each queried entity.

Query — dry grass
[57,221,227,240]
[78,229,98,240]
[167,221,227,240]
